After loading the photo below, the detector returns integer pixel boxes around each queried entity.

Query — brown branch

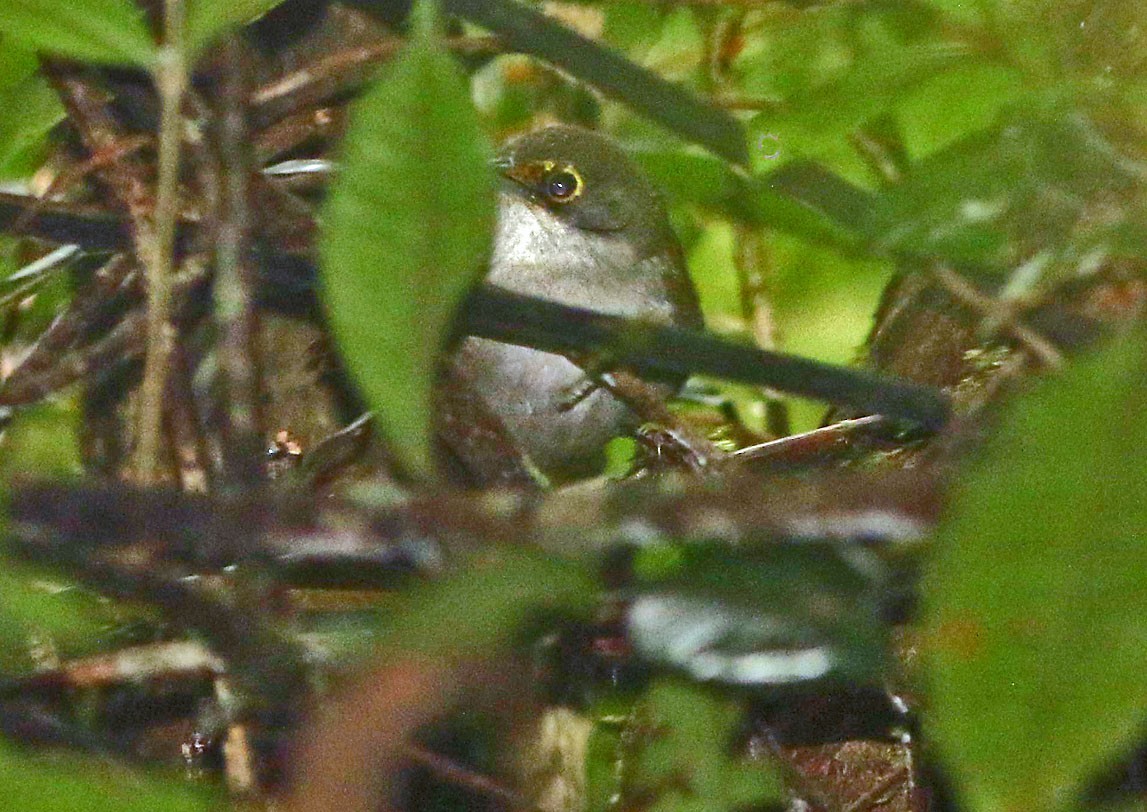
[208,36,266,489]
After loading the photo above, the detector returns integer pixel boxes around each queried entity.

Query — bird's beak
[489,154,515,174]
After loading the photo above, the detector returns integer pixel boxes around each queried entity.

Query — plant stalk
[135,0,186,483]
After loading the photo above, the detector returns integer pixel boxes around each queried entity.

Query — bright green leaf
[184,0,285,59]
[0,559,156,674]
[0,44,63,179]
[924,330,1147,812]
[320,0,495,476]
[0,0,156,67]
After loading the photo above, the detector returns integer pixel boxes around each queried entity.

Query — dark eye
[544,169,580,202]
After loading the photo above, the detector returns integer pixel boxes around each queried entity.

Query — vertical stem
[212,36,266,489]
[735,225,790,437]
[135,0,186,482]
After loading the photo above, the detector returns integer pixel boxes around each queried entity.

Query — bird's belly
[455,336,633,480]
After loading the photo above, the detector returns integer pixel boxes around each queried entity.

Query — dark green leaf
[0,0,156,67]
[320,0,494,476]
[634,150,864,249]
[185,0,285,59]
[924,330,1147,812]
[864,110,1143,271]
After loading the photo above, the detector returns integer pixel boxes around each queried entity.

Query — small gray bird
[437,125,702,486]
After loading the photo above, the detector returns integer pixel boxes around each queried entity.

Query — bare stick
[211,36,266,488]
[135,0,188,483]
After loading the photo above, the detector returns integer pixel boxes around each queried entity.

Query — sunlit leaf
[0,45,64,180]
[924,330,1147,812]
[320,0,495,476]
[0,0,156,67]
[896,62,1024,158]
[0,401,83,480]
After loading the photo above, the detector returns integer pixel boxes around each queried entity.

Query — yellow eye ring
[542,164,583,203]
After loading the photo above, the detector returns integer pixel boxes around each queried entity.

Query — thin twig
[733,416,885,465]
[251,35,502,123]
[136,0,188,482]
[931,265,1064,369]
[734,224,790,437]
[403,744,541,811]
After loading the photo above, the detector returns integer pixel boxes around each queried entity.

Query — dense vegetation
[0,0,1143,810]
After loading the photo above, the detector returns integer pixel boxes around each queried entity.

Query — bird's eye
[544,168,581,202]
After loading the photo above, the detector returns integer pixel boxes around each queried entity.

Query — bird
[0,125,700,488]
[436,124,702,486]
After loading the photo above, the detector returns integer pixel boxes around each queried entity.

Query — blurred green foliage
[0,737,219,811]
[587,679,784,812]
[925,330,1147,812]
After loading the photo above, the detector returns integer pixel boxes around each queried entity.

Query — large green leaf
[320,0,494,476]
[0,0,156,67]
[923,331,1147,812]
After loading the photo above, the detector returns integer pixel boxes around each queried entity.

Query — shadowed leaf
[185,0,286,59]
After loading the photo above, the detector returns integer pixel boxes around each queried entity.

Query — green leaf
[373,546,598,657]
[623,680,784,812]
[923,331,1147,812]
[0,45,64,180]
[896,62,1024,158]
[0,0,156,67]
[320,0,495,476]
[185,0,285,59]
[0,401,83,480]
[443,0,748,165]
[864,109,1142,271]
[0,74,64,180]
[0,737,218,811]
[0,558,156,673]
